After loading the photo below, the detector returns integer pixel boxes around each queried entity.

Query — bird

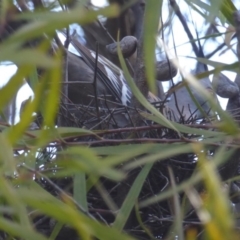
[58,32,132,108]
[166,62,218,122]
[57,32,215,127]
[56,32,176,129]
[58,32,177,105]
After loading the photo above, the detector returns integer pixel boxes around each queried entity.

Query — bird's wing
[57,31,132,106]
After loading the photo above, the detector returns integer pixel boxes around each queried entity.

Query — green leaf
[17,182,135,240]
[122,143,193,171]
[143,0,163,93]
[141,112,225,137]
[74,172,88,212]
[0,218,48,240]
[5,5,119,47]
[56,127,98,137]
[113,163,153,230]
[0,65,30,112]
[41,49,62,128]
[0,177,32,230]
[219,0,237,25]
[5,68,48,145]
[195,144,235,239]
[49,222,64,240]
[117,36,179,133]
[139,172,202,208]
[57,147,125,181]
[0,49,59,67]
[0,133,16,174]
[28,67,39,90]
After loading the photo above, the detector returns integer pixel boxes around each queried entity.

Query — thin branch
[169,0,200,57]
[93,42,101,124]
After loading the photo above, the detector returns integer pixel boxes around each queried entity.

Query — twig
[93,42,101,124]
[63,27,70,101]
[169,0,200,57]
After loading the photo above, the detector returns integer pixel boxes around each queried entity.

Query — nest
[26,96,225,240]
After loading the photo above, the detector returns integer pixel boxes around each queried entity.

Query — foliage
[0,0,240,239]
